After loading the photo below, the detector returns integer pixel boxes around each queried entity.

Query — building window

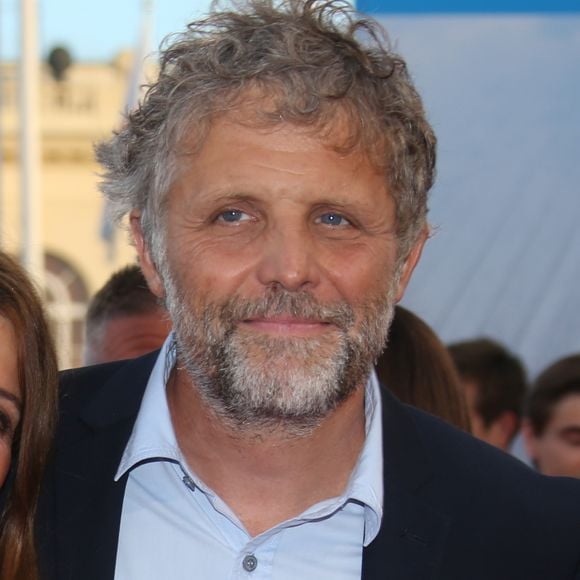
[44,253,89,369]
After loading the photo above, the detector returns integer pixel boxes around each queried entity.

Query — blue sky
[0,0,214,61]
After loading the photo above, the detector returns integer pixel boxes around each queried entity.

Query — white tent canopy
[381,15,580,377]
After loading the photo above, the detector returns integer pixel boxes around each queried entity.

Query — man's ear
[129,210,165,299]
[394,226,428,302]
[487,411,519,451]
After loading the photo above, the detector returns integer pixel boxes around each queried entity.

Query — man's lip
[243,317,328,324]
[240,317,333,335]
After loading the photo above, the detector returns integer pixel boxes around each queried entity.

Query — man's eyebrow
[214,193,258,202]
[197,191,259,204]
[0,387,22,411]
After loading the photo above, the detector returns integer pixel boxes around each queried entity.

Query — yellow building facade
[0,54,148,368]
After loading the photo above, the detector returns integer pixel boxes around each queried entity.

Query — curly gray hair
[96,0,436,263]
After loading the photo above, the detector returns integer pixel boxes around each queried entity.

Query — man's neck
[167,369,367,537]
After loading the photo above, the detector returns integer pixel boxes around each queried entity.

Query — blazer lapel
[362,388,451,580]
[49,353,157,580]
[54,423,132,580]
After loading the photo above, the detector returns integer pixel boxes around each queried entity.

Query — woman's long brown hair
[376,305,471,432]
[0,252,58,580]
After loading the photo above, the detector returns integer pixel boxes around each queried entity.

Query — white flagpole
[19,0,44,286]
[0,4,3,247]
[100,0,154,261]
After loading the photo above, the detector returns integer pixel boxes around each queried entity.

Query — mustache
[206,289,356,332]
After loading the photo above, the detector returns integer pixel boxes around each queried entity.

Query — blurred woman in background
[0,251,58,580]
[376,305,471,431]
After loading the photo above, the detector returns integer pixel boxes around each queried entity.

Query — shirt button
[242,554,258,572]
[182,474,196,492]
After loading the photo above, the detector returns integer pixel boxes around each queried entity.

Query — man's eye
[561,430,580,447]
[216,210,250,223]
[316,213,351,227]
[0,410,16,441]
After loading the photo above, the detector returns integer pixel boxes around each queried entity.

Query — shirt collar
[115,333,179,480]
[349,370,384,545]
[115,332,384,544]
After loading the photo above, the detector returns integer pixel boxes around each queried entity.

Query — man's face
[134,117,424,431]
[85,310,172,365]
[462,381,486,438]
[525,393,580,478]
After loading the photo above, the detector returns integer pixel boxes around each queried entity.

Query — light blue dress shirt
[114,334,384,580]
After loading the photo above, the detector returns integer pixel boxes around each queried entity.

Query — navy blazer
[37,352,580,579]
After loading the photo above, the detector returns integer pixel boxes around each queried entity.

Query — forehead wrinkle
[250,159,307,177]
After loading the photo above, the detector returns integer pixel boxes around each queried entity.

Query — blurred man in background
[523,354,580,478]
[448,338,527,450]
[84,264,171,364]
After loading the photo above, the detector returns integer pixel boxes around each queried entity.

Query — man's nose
[255,224,320,292]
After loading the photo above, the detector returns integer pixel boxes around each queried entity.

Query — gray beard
[163,273,396,436]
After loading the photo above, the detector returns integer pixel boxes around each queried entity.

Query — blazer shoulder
[60,360,129,401]
[405,402,580,525]
[378,394,580,576]
[56,351,159,434]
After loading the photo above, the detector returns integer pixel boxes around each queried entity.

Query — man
[37,1,580,579]
[523,354,580,478]
[448,338,527,450]
[84,265,171,364]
